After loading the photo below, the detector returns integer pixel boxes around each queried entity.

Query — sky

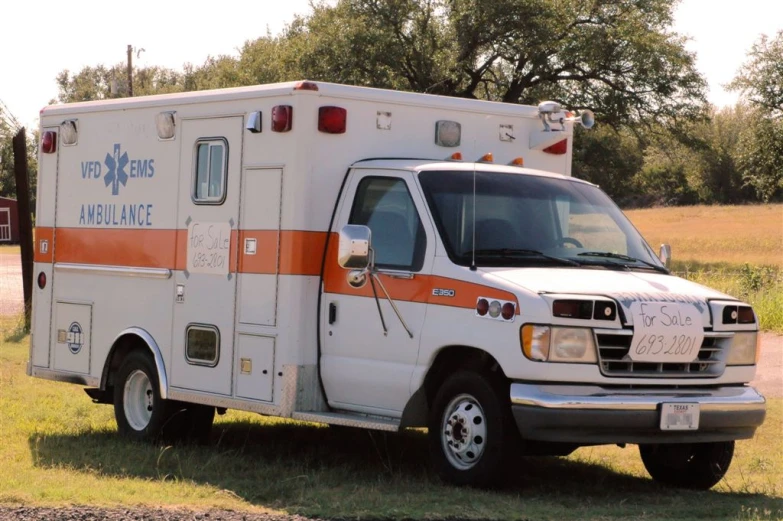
[1,0,781,129]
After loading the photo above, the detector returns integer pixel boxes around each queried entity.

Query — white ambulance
[30,80,765,488]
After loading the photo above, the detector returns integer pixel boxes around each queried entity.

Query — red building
[0,196,19,243]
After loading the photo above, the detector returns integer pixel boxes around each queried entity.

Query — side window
[349,177,426,271]
[185,324,220,366]
[194,139,227,203]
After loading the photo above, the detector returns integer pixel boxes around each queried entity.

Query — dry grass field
[625,204,783,267]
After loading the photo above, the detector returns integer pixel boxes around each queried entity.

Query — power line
[0,97,22,133]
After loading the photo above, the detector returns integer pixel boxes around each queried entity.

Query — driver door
[320,171,434,416]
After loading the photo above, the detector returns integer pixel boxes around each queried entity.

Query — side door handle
[328,302,337,325]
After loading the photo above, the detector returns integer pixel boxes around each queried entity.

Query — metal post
[127,44,133,97]
[12,128,33,329]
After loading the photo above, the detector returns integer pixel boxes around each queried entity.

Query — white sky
[1,0,781,129]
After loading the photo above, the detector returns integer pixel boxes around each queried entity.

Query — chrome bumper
[510,383,766,444]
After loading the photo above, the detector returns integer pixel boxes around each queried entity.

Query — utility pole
[12,128,33,329]
[127,44,133,97]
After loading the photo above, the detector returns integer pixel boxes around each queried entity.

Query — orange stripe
[56,228,179,268]
[279,231,328,276]
[238,230,279,274]
[321,232,518,311]
[34,227,54,263]
[42,227,328,276]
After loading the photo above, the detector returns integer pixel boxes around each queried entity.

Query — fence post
[12,128,33,329]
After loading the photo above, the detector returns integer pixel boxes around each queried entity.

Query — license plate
[660,403,700,430]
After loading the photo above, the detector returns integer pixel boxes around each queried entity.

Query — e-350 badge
[432,288,455,297]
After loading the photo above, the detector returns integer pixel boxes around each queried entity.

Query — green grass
[670,261,783,333]
[1,337,781,520]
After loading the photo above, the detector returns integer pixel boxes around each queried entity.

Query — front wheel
[428,370,515,487]
[639,441,734,489]
[113,351,173,442]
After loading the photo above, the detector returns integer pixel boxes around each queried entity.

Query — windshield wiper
[577,251,669,274]
[467,248,581,267]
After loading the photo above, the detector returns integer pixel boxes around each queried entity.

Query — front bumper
[510,383,766,444]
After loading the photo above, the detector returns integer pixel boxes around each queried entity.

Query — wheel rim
[440,393,487,470]
[124,369,154,431]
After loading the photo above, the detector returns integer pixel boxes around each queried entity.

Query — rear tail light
[272,105,293,132]
[37,271,47,289]
[41,131,57,154]
[543,139,567,155]
[318,106,347,134]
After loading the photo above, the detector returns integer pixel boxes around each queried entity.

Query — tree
[728,31,783,116]
[280,0,706,127]
[56,64,187,103]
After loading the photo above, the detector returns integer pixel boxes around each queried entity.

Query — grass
[625,204,783,268]
[1,337,782,520]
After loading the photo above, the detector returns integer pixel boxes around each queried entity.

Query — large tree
[282,0,706,126]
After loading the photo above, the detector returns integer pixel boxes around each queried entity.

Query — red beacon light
[41,131,57,154]
[318,106,347,134]
[271,105,293,133]
[294,81,319,91]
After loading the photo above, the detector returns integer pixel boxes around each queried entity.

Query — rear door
[170,117,243,395]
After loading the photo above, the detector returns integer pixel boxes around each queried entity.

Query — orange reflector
[294,81,319,91]
[510,157,524,166]
[479,153,493,163]
[449,152,463,160]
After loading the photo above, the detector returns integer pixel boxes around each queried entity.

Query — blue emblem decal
[66,322,84,355]
[104,144,130,196]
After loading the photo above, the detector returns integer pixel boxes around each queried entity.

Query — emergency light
[41,131,57,154]
[272,105,293,132]
[318,106,347,134]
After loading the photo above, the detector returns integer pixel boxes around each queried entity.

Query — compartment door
[171,117,243,395]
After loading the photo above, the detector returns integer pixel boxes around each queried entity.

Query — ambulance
[29,80,765,488]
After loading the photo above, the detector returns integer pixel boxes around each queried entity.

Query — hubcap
[124,369,154,431]
[441,393,487,470]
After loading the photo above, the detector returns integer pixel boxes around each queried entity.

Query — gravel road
[0,507,324,521]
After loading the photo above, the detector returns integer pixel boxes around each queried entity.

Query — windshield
[418,170,663,270]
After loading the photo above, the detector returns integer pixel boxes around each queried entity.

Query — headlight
[521,325,597,363]
[727,332,759,366]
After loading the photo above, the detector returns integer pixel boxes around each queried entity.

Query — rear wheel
[113,351,173,442]
[428,370,515,487]
[639,441,734,489]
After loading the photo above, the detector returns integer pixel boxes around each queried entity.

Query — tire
[113,350,173,442]
[428,370,516,487]
[639,441,735,490]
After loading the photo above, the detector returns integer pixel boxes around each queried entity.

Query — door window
[349,177,426,271]
[193,139,227,203]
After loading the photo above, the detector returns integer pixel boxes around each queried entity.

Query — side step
[292,411,400,432]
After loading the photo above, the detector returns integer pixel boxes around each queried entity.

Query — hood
[484,267,736,325]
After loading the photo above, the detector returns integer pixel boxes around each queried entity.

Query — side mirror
[659,243,672,269]
[338,225,371,270]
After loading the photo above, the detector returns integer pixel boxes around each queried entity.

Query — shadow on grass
[28,419,783,519]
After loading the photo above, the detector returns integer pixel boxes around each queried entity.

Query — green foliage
[0,110,38,207]
[728,31,783,116]
[572,125,643,204]
[734,113,783,202]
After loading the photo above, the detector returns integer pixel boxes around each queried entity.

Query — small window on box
[194,139,227,203]
[186,324,220,366]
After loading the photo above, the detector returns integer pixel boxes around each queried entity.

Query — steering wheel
[555,237,584,248]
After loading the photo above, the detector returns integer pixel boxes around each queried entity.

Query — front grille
[595,330,730,378]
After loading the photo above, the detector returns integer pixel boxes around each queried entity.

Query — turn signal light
[318,106,347,134]
[41,131,57,154]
